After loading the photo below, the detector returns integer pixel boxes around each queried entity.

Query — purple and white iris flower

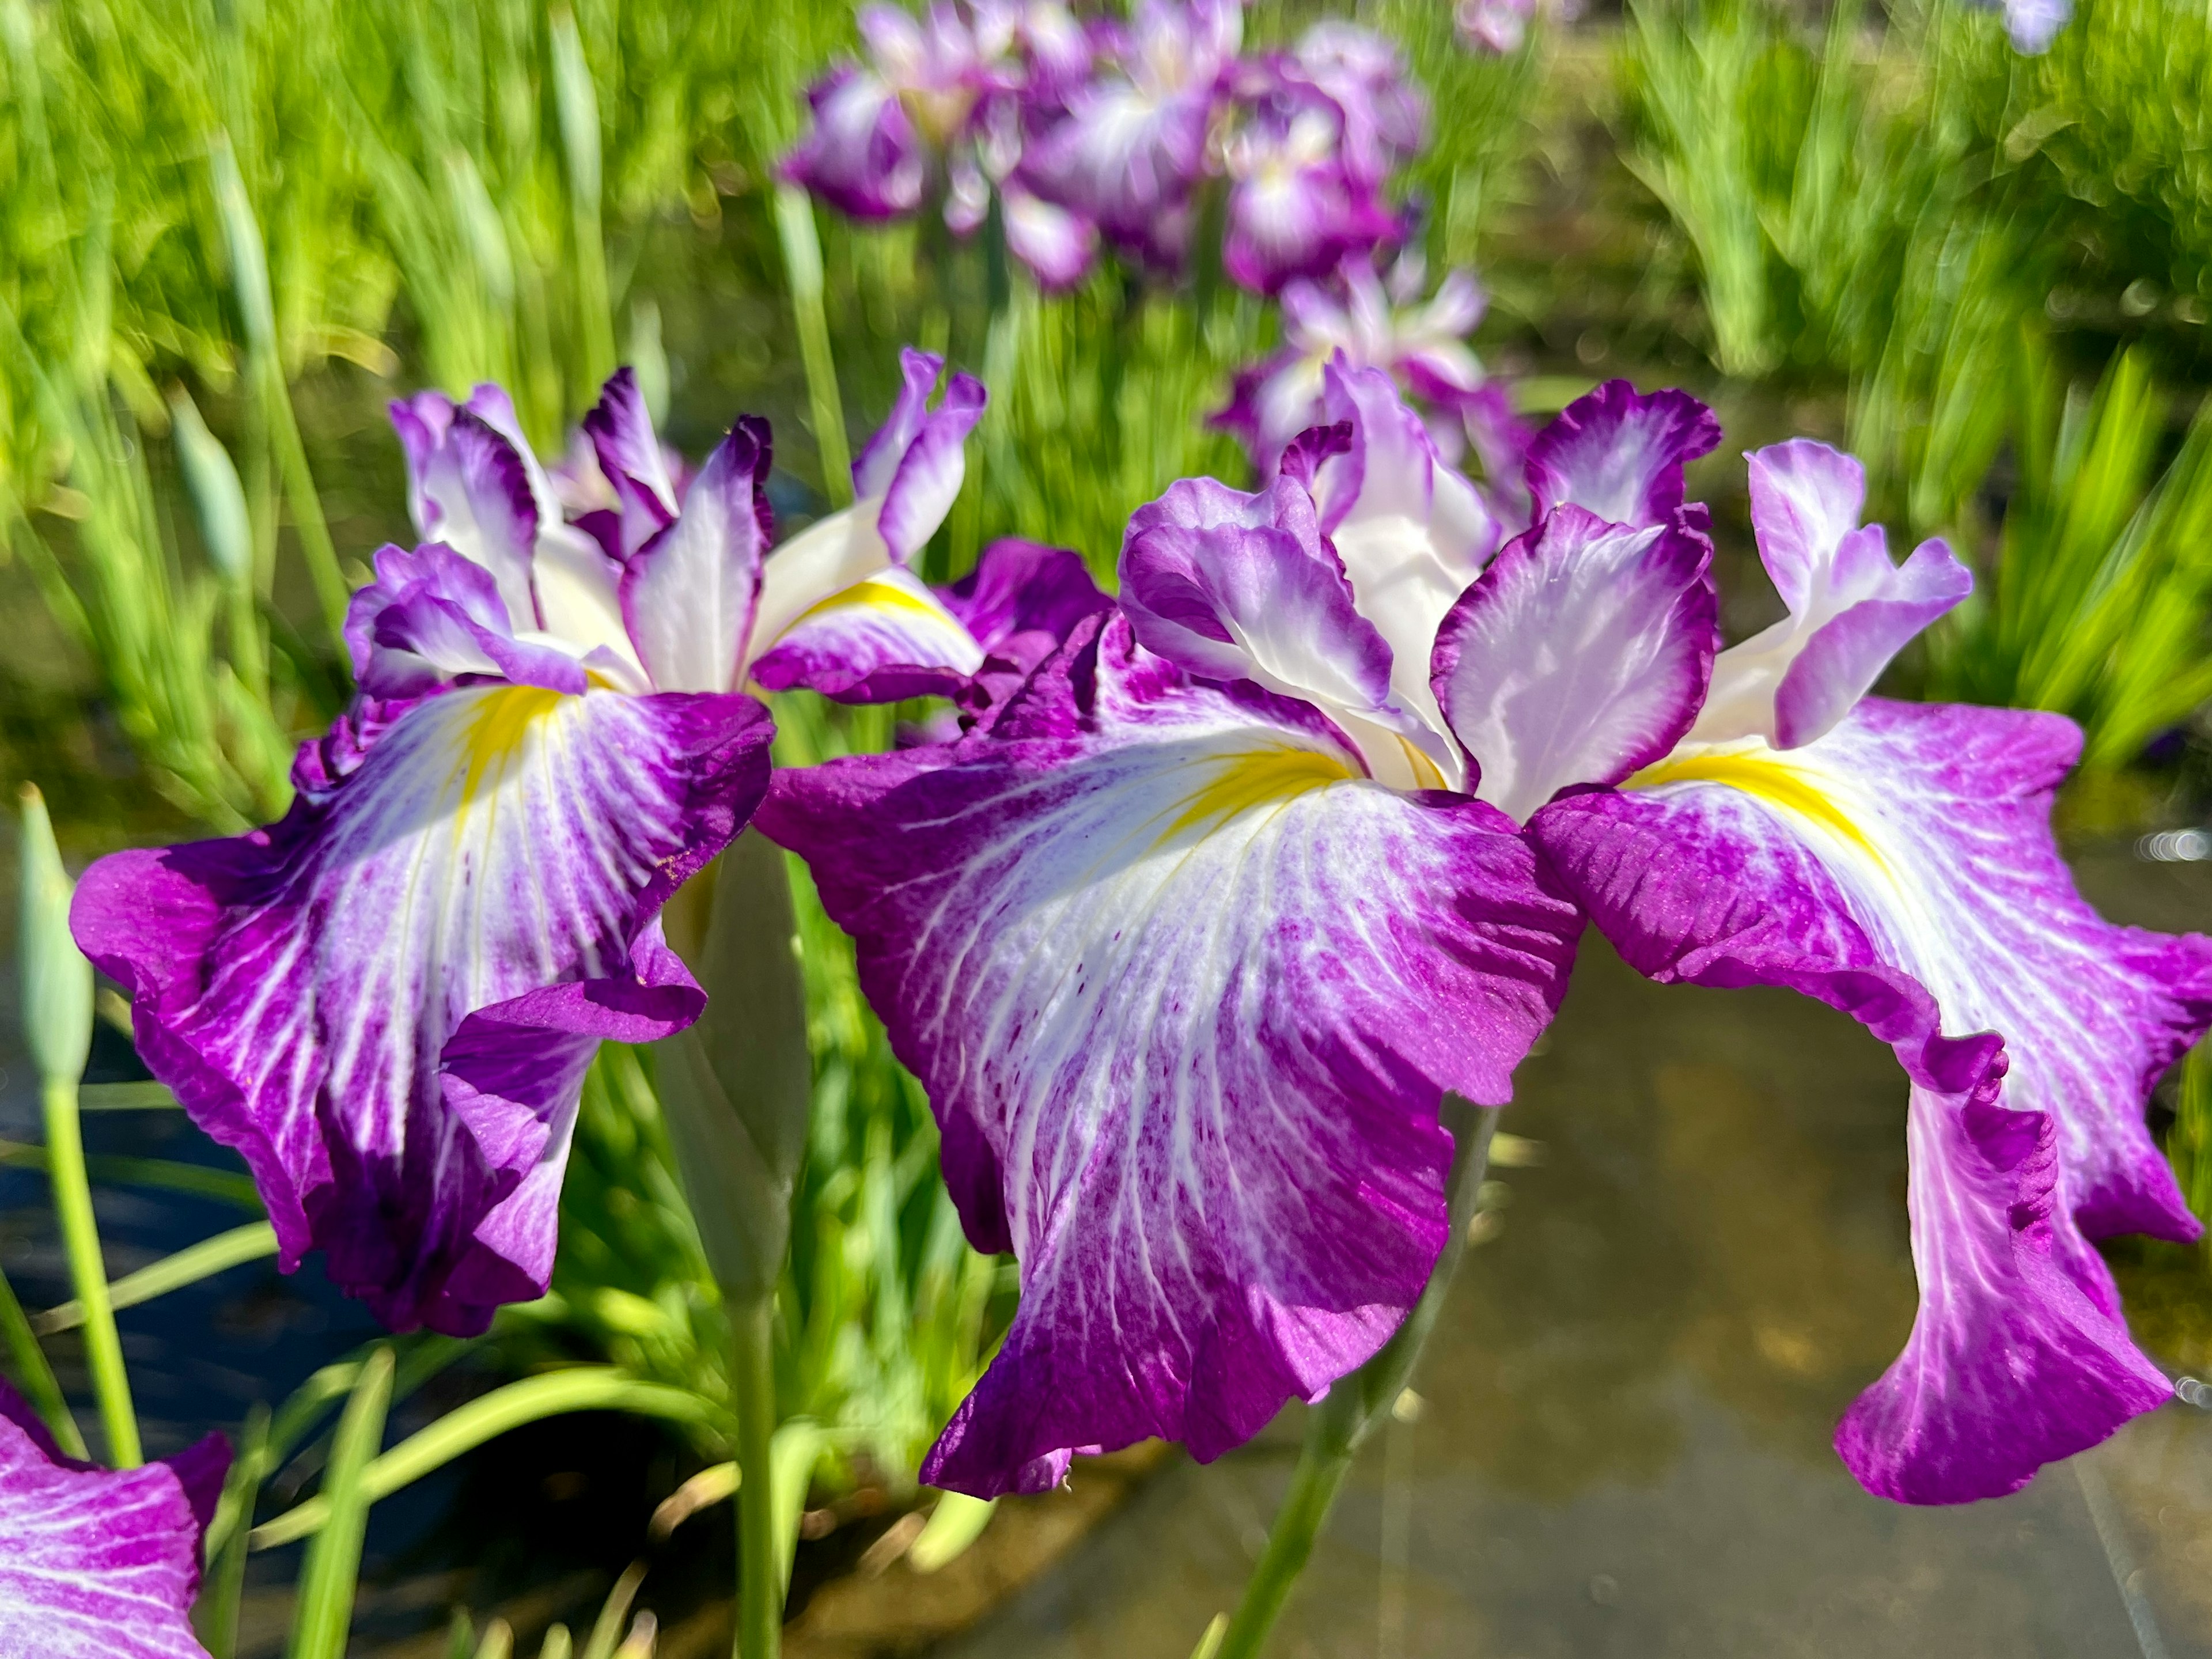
[1215,65,1403,297]
[766,364,2212,1505]
[1216,249,1527,494]
[0,1379,228,1659]
[69,348,1073,1338]
[782,0,1099,289]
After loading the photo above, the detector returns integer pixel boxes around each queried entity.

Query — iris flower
[766,365,2212,1505]
[1215,248,1526,489]
[0,1380,228,1659]
[70,349,1066,1335]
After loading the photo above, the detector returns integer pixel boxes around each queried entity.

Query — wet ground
[924,847,2212,1659]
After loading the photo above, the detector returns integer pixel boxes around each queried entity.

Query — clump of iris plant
[783,0,1427,296]
[764,362,2212,1511]
[71,348,1101,1337]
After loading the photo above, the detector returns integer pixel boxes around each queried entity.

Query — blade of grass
[0,1257,85,1459]
[285,1343,394,1659]
[34,1221,279,1334]
[252,1369,714,1548]
[194,1403,270,1659]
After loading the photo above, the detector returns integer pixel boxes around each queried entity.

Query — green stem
[0,1253,84,1459]
[262,361,347,648]
[773,185,852,508]
[41,1073,139,1466]
[1213,1100,1496,1659]
[732,1293,781,1659]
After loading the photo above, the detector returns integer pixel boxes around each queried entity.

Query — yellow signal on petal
[1628,747,1883,865]
[789,575,949,629]
[1164,743,1358,842]
[461,685,566,805]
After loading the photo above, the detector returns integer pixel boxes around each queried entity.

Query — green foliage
[1926,344,2212,768]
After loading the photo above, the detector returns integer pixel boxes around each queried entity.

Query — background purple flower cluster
[782,0,1430,296]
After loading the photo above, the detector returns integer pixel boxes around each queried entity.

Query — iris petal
[760,616,1581,1496]
[73,685,772,1334]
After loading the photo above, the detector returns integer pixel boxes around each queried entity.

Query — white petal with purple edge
[73,685,772,1335]
[1531,698,2212,1499]
[621,419,773,693]
[876,371,986,562]
[749,565,984,700]
[759,648,1580,1498]
[1523,380,1722,528]
[1431,504,1716,823]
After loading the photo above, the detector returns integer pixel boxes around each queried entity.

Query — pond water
[926,848,2212,1659]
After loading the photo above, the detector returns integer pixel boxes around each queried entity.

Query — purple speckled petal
[853,347,948,503]
[1431,504,1716,823]
[389,400,542,630]
[0,1378,225,1658]
[1692,441,1972,750]
[582,367,681,559]
[1531,698,2212,1500]
[622,418,774,694]
[72,687,772,1334]
[782,65,927,221]
[1120,471,1401,727]
[750,565,984,702]
[877,372,986,563]
[758,617,1581,1497]
[1524,380,1722,529]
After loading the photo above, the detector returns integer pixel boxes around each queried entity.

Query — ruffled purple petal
[877,372,987,562]
[582,366,681,559]
[621,417,774,694]
[346,543,589,698]
[1523,380,1722,529]
[757,616,1581,1497]
[0,1378,225,1658]
[389,402,542,629]
[1530,697,2212,1500]
[749,565,984,702]
[945,536,1111,661]
[1120,471,1401,726]
[1431,504,1717,823]
[73,688,772,1335]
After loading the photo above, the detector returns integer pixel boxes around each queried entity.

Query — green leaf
[194,1404,270,1659]
[0,1138,264,1210]
[77,1081,180,1110]
[168,389,252,585]
[286,1344,394,1659]
[34,1221,278,1334]
[579,1561,646,1659]
[770,1418,825,1590]
[252,1369,713,1548]
[0,1255,84,1459]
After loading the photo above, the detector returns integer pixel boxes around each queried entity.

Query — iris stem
[41,1072,140,1466]
[1212,1099,1496,1659]
[732,1292,781,1659]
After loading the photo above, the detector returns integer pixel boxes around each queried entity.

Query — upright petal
[1523,380,1721,528]
[1431,505,1717,823]
[73,687,773,1334]
[854,347,949,502]
[758,616,1581,1497]
[582,366,681,559]
[390,402,541,629]
[0,1378,224,1659]
[1691,441,1972,749]
[620,418,774,693]
[1530,697,2212,1499]
[1309,362,1502,755]
[877,371,986,562]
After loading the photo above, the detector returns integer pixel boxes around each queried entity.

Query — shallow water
[936,847,2212,1659]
